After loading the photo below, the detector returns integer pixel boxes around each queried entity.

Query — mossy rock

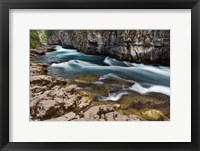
[141,109,169,121]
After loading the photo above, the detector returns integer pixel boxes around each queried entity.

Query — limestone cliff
[48,30,170,66]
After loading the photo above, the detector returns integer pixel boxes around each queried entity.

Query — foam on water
[99,83,170,101]
[35,46,171,98]
[130,83,170,96]
[51,59,170,87]
[104,57,128,67]
[101,91,129,101]
[104,57,169,77]
[52,59,98,68]
[99,73,135,83]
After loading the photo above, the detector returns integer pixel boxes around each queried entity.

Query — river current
[31,45,170,101]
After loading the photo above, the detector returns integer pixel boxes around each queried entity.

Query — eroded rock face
[48,30,170,66]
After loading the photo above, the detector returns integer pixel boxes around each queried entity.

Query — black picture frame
[0,0,200,151]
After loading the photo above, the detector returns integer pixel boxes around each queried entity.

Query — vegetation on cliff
[30,30,57,48]
[30,30,47,48]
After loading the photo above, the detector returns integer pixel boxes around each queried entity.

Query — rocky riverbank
[30,62,142,121]
[30,44,170,121]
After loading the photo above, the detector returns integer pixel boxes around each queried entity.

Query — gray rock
[48,30,170,65]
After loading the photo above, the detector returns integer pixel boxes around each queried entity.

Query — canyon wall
[48,30,170,66]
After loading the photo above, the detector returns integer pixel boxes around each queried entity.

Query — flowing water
[31,45,170,102]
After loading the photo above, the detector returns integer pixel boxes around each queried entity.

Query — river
[31,45,170,102]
